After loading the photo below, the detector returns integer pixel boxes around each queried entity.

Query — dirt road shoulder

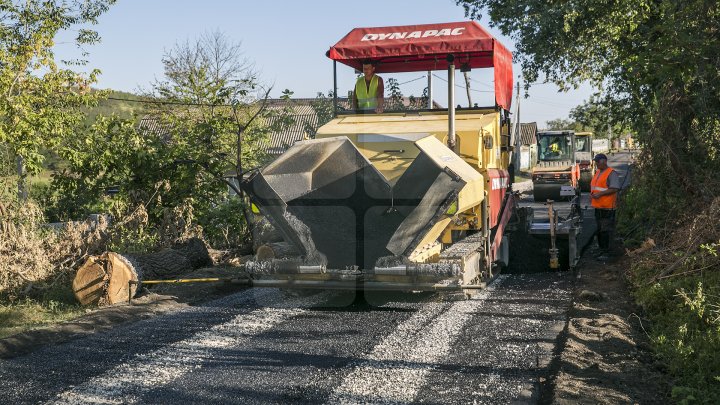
[545,254,669,404]
[0,266,248,359]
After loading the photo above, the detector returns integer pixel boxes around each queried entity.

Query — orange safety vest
[590,167,618,209]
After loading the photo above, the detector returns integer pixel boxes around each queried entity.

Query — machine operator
[353,59,384,113]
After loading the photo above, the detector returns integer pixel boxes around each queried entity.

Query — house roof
[258,97,352,155]
[138,116,172,143]
[511,122,538,146]
[138,97,445,158]
[259,96,442,155]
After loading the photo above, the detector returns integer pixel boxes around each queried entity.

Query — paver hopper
[242,135,481,270]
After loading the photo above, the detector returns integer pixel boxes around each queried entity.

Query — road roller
[531,130,580,202]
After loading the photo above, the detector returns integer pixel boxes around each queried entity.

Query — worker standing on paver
[590,153,620,260]
[353,60,384,113]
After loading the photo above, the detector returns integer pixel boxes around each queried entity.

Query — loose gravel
[51,289,334,405]
[1,273,573,404]
[329,278,505,404]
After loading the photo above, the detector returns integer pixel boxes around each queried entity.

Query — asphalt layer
[0,273,572,404]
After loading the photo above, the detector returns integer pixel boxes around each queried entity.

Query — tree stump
[72,238,212,306]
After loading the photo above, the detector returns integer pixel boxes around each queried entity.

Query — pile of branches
[628,196,720,286]
[0,196,204,301]
[0,200,108,301]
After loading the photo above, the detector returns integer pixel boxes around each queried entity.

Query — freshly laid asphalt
[0,153,633,404]
[0,274,571,405]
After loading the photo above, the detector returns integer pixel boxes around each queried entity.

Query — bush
[626,196,720,404]
[633,274,720,404]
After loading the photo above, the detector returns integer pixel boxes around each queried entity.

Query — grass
[632,269,720,404]
[0,286,88,339]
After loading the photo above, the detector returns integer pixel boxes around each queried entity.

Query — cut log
[72,237,212,306]
[105,252,139,305]
[72,257,107,305]
[254,241,301,261]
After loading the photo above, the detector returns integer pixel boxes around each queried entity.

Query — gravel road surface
[0,273,572,404]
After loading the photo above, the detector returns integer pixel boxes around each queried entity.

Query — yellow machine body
[314,109,511,258]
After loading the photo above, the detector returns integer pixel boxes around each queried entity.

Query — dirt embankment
[544,252,669,404]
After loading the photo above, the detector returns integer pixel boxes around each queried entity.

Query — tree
[384,78,405,111]
[51,31,279,248]
[456,2,720,402]
[0,0,115,200]
[151,30,256,106]
[146,30,270,177]
[569,96,628,139]
[456,0,720,202]
[543,118,578,131]
[408,86,430,110]
[302,91,336,139]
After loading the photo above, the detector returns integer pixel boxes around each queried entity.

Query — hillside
[83,89,147,126]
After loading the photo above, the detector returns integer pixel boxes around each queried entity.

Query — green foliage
[385,78,405,111]
[45,116,159,221]
[152,30,255,105]
[0,296,85,338]
[456,1,720,400]
[408,86,430,110]
[0,0,115,176]
[543,118,581,131]
[457,0,720,200]
[303,91,336,138]
[633,273,720,404]
[569,96,626,138]
[376,77,429,111]
[199,197,248,248]
[82,90,147,125]
[44,31,273,250]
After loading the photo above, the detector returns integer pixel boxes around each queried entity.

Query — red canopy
[328,21,513,110]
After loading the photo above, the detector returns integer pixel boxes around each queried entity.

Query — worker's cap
[593,153,608,161]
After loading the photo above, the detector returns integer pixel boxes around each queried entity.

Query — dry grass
[0,184,207,302]
[0,199,110,301]
[0,194,208,338]
[629,196,720,285]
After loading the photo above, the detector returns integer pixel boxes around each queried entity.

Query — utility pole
[447,55,456,152]
[427,71,433,109]
[463,71,472,107]
[512,79,521,171]
[16,155,27,201]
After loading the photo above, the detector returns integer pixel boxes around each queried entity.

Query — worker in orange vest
[590,153,621,260]
[352,60,384,113]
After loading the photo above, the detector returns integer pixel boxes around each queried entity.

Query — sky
[56,0,595,127]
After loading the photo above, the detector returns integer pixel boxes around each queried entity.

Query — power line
[396,75,427,86]
[431,73,493,93]
[468,77,494,89]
